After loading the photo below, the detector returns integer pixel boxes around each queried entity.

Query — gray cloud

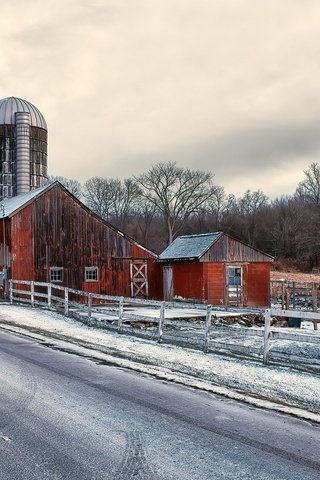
[190,117,320,172]
[1,0,320,198]
[105,116,320,198]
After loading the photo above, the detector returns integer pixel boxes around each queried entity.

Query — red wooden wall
[6,184,162,299]
[171,261,204,301]
[246,262,271,307]
[203,263,226,305]
[166,260,271,307]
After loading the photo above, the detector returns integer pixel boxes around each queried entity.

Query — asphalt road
[0,329,319,480]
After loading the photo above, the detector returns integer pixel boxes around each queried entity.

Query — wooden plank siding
[246,262,271,307]
[201,235,273,263]
[3,183,162,300]
[168,261,271,307]
[0,218,11,267]
[203,262,226,305]
[170,261,204,301]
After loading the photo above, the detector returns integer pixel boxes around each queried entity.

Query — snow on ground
[0,303,319,423]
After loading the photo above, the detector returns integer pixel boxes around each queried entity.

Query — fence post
[263,308,271,364]
[118,296,124,332]
[87,293,93,324]
[285,288,290,310]
[312,283,318,330]
[47,283,52,308]
[312,282,317,311]
[9,279,13,304]
[203,305,212,353]
[30,281,35,307]
[158,302,165,343]
[64,287,69,317]
[292,282,296,309]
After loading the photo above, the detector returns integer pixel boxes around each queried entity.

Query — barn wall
[8,185,161,299]
[0,218,11,268]
[10,205,34,280]
[246,262,271,307]
[203,262,226,305]
[147,260,163,299]
[170,261,204,301]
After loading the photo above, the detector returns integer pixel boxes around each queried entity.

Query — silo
[0,96,48,199]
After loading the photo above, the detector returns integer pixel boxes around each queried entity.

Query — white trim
[49,267,63,283]
[85,266,99,282]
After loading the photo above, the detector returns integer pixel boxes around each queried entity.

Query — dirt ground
[271,270,320,283]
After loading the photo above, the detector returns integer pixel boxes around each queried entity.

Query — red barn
[0,182,162,299]
[158,232,274,307]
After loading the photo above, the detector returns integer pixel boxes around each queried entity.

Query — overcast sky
[1,0,320,197]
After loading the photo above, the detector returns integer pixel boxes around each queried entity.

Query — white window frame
[50,267,63,283]
[85,266,99,282]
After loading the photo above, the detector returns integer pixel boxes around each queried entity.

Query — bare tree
[135,161,216,244]
[296,162,320,204]
[237,189,269,216]
[47,175,83,198]
[265,196,315,266]
[111,178,142,229]
[83,177,141,229]
[198,185,226,231]
[133,199,157,246]
[83,177,115,220]
[220,190,269,247]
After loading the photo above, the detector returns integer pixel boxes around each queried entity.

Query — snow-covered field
[0,303,319,423]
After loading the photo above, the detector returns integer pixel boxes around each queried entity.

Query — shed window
[228,267,242,286]
[50,268,63,282]
[85,267,99,282]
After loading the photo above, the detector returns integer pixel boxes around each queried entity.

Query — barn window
[50,268,63,282]
[85,267,99,282]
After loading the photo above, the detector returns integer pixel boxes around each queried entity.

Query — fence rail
[270,280,320,311]
[6,279,320,370]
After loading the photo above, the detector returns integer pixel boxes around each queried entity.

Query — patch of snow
[0,303,319,422]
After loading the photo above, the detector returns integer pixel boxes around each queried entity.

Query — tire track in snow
[113,431,160,480]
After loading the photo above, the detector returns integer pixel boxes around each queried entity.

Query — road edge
[1,322,319,425]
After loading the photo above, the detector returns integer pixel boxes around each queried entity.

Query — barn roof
[0,183,50,217]
[158,232,223,261]
[0,182,157,258]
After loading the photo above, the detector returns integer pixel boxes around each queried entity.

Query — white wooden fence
[6,279,320,368]
[8,279,209,345]
[263,308,320,364]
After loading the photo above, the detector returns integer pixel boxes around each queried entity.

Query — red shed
[158,232,274,307]
[0,182,162,299]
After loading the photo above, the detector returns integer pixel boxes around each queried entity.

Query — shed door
[130,260,148,298]
[226,266,243,306]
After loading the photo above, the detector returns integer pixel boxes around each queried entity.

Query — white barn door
[130,260,148,298]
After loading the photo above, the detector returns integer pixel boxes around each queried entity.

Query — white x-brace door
[130,260,149,298]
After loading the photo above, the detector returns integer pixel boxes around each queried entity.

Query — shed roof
[159,232,223,261]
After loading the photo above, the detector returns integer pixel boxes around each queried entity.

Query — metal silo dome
[0,96,48,199]
[0,96,47,130]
